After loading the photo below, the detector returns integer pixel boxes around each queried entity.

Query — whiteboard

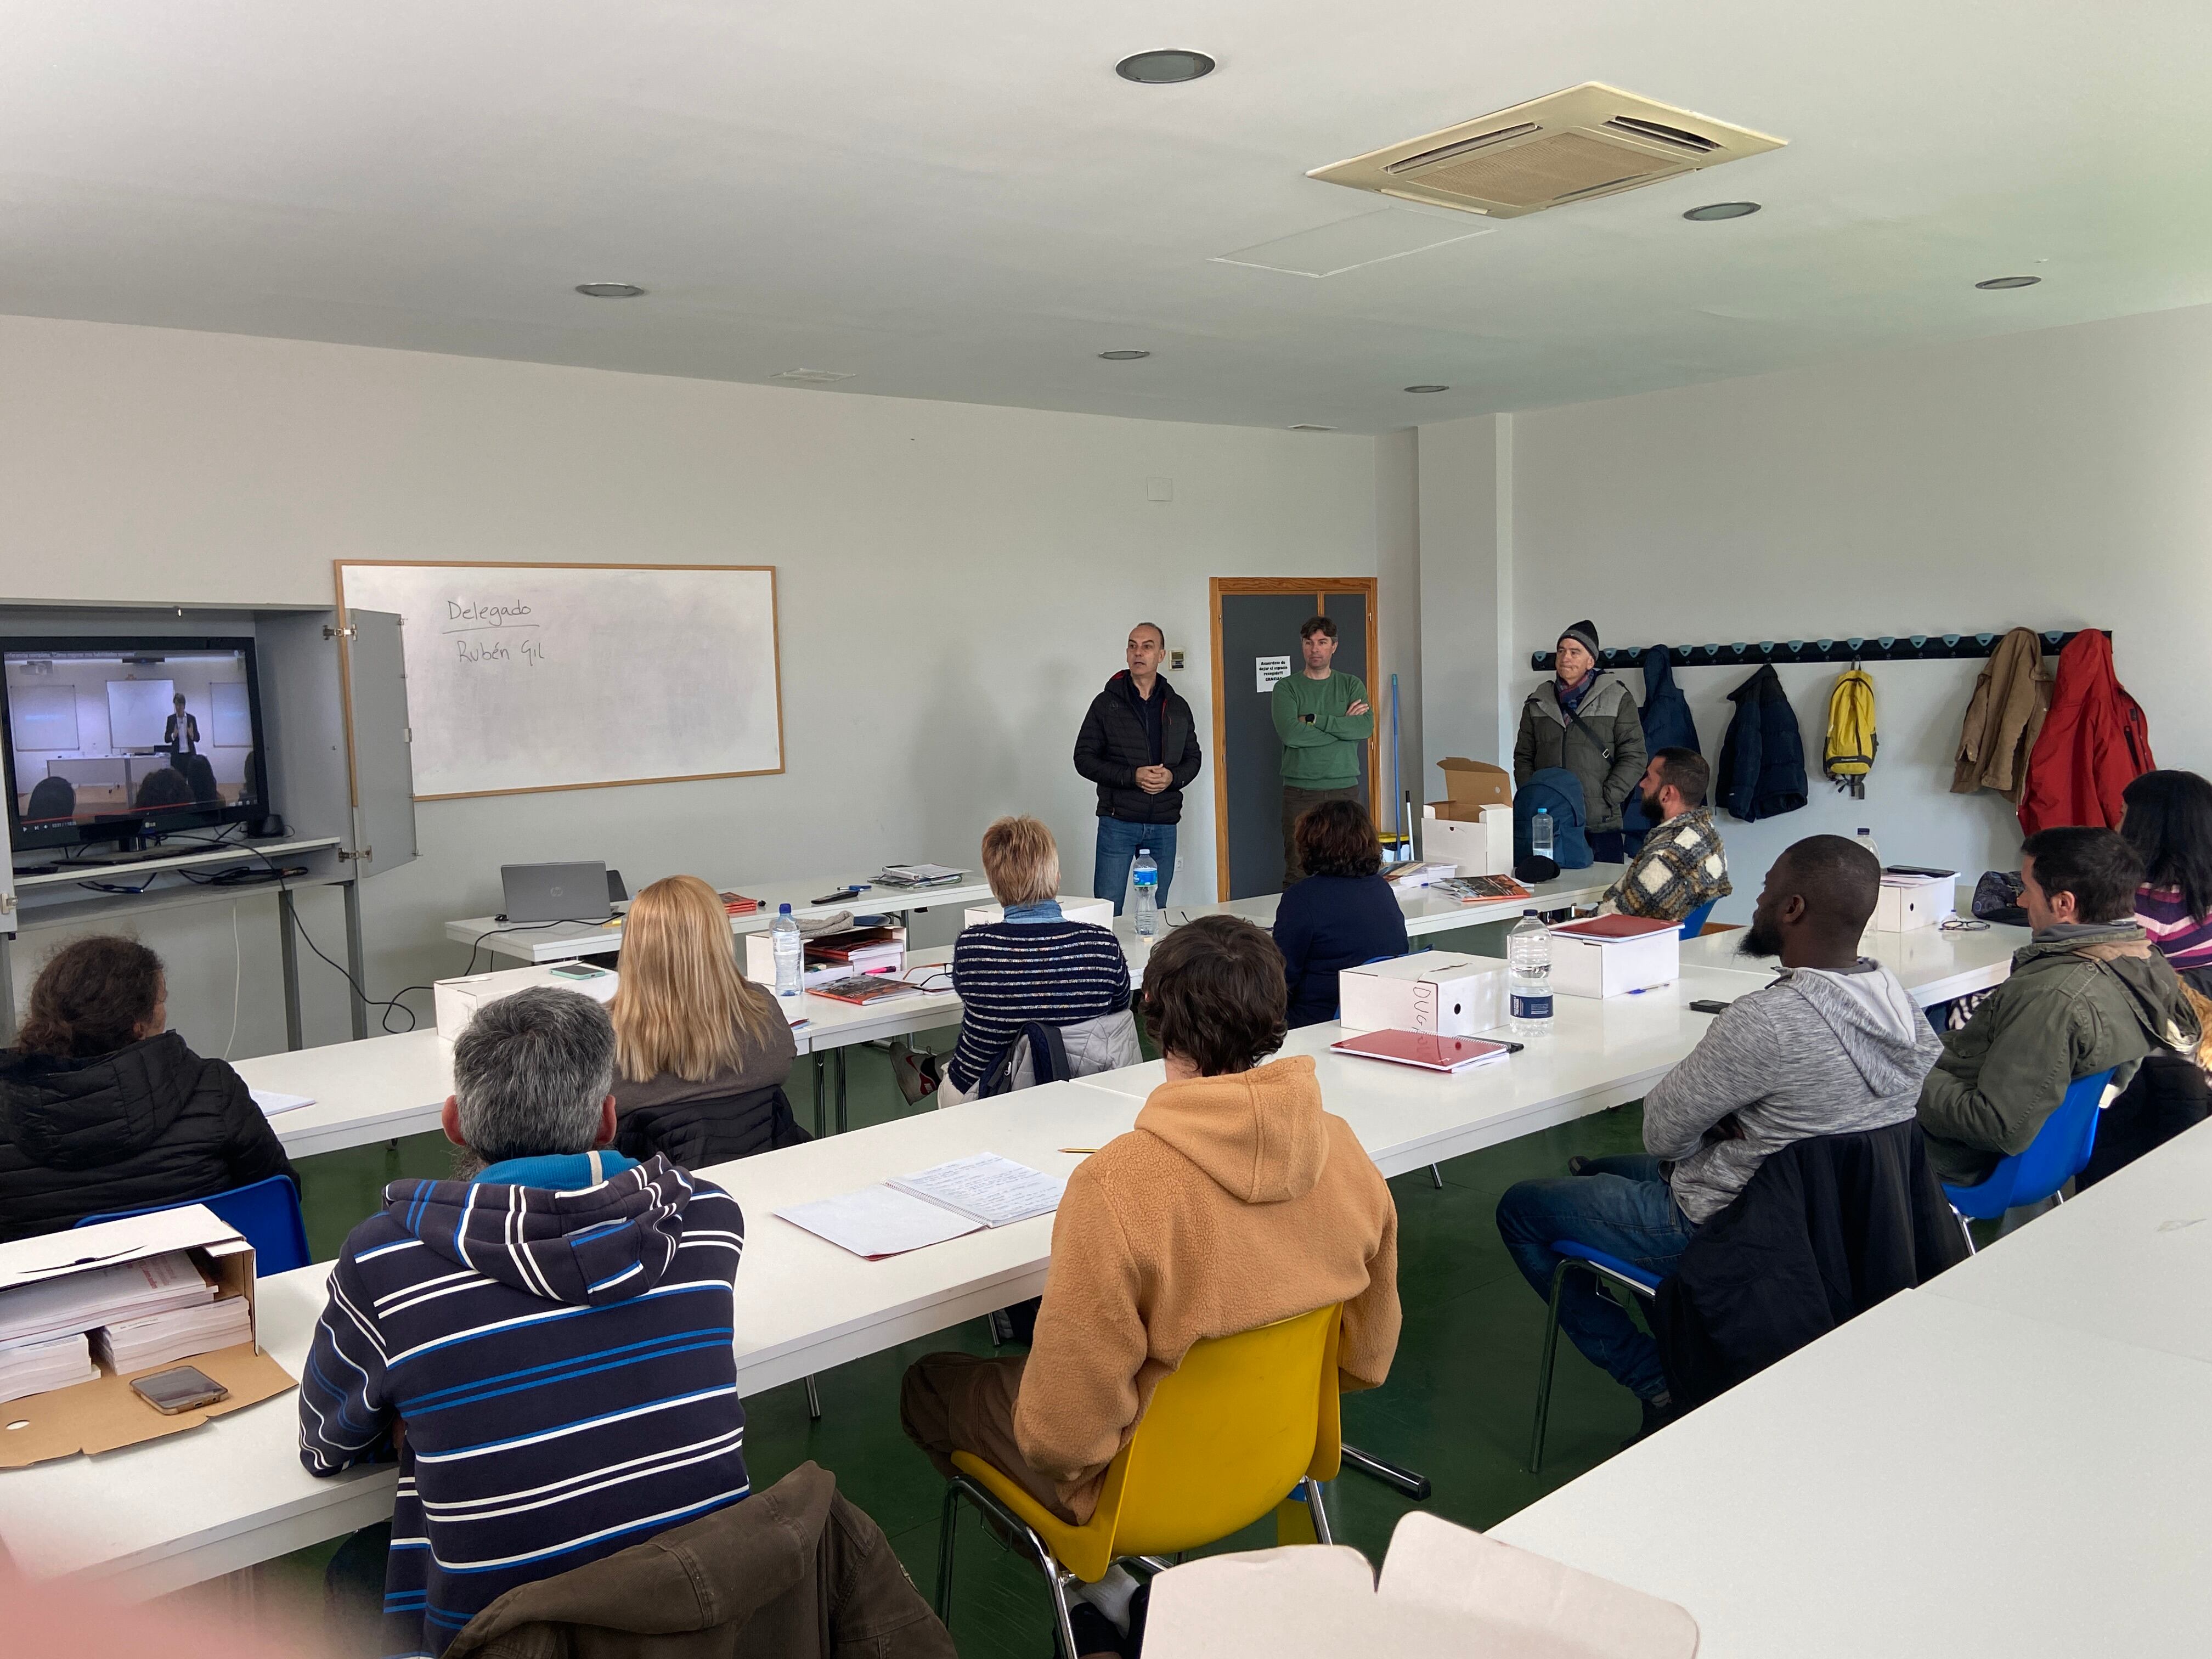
[336,562,782,800]
[106,678,176,748]
[10,685,80,751]
[211,682,253,747]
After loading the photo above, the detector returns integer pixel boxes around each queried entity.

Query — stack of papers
[719,890,764,915]
[251,1089,315,1117]
[1434,875,1531,904]
[778,1153,1067,1259]
[877,864,967,889]
[1383,860,1459,888]
[94,1297,252,1374]
[0,1250,215,1348]
[0,1332,98,1406]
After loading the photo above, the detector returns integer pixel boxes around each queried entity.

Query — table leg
[1340,1443,1431,1501]
[278,887,303,1052]
[343,879,369,1041]
[835,1047,849,1135]
[812,1054,827,1139]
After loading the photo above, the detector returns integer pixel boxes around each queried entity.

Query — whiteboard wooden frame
[333,559,785,802]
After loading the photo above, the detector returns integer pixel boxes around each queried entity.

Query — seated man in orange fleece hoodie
[900,913,1402,1536]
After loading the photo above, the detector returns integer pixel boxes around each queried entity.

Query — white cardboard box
[962,895,1116,930]
[1874,873,1951,933]
[1421,803,1514,876]
[1548,917,1681,1000]
[435,961,619,1040]
[744,924,907,989]
[1338,953,1509,1035]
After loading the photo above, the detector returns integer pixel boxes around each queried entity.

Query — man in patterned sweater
[1601,748,1732,923]
[299,988,749,1658]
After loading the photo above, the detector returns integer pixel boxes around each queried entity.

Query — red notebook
[1551,915,1679,940]
[1329,1030,1514,1074]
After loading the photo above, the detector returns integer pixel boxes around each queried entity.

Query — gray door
[341,610,418,878]
[1218,590,1372,900]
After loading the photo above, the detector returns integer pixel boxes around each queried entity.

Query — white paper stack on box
[94,1296,253,1374]
[1338,954,1508,1035]
[1874,871,1953,932]
[1549,915,1681,999]
[0,1333,98,1406]
[962,896,1115,929]
[0,1249,215,1348]
[436,962,619,1040]
[1381,860,1459,889]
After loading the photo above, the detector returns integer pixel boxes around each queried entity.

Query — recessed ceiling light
[1682,201,1760,222]
[1404,385,1449,394]
[1974,275,2041,290]
[574,282,645,298]
[1098,349,1152,361]
[1115,49,1215,84]
[772,367,855,384]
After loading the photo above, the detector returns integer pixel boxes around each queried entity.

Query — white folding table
[1676,921,2027,1008]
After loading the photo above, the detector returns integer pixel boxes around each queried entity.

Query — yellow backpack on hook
[1825,667,1877,799]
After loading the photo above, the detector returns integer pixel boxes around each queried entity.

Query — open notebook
[777,1153,1066,1259]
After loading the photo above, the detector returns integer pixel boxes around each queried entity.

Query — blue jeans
[1094,818,1176,917]
[1495,1154,1693,1402]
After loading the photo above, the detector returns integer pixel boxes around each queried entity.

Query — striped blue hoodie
[298,1151,748,1658]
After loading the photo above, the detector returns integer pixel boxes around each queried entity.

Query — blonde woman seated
[608,874,808,1166]
[935,816,1138,1106]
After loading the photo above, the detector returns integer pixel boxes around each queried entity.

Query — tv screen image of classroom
[5,646,259,827]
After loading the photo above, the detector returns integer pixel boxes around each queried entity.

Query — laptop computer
[500,861,613,924]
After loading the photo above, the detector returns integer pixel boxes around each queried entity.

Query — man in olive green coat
[1514,620,1646,865]
[1920,826,2200,1187]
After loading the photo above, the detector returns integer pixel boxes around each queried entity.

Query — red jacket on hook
[2017,631,2153,834]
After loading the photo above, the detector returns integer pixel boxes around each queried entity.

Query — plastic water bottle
[1854,827,1882,866]
[1509,910,1554,1032]
[1531,807,1555,861]
[1131,849,1160,938]
[771,904,804,1000]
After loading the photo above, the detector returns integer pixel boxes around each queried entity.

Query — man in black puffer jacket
[1073,622,1203,913]
[0,936,296,1244]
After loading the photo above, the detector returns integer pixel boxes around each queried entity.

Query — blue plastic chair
[74,1174,311,1275]
[1530,1242,1663,1472]
[1940,1068,2115,1252]
[1679,900,1718,937]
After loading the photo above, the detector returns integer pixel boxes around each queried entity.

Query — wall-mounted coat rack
[1530,629,2108,673]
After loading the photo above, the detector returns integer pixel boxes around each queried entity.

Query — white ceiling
[3,2,2209,433]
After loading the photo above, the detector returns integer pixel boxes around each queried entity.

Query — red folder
[1551,915,1679,940]
[1329,1030,1514,1073]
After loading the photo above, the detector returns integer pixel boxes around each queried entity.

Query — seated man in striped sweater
[933,815,1135,1105]
[299,987,751,1658]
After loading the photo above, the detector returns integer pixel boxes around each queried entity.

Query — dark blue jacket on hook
[1716,665,1808,822]
[1621,646,1702,851]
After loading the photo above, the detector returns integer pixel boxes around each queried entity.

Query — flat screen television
[2,636,272,855]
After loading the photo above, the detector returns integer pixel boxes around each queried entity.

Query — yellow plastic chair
[935,1304,1343,1656]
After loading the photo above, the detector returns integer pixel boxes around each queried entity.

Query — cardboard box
[745,923,907,989]
[1549,915,1681,1000]
[962,896,1116,930]
[1338,953,1509,1035]
[1431,757,1513,821]
[0,1205,295,1468]
[436,961,619,1041]
[1874,873,1952,933]
[1423,803,1514,876]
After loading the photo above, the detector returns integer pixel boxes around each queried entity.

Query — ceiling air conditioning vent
[1309,83,1783,219]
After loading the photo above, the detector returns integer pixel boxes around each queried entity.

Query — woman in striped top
[941,816,1130,1102]
[2121,769,2212,995]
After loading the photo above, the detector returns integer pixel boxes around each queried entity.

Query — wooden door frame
[1207,577,1383,900]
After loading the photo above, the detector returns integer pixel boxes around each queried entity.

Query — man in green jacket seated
[1270,614,1373,887]
[1919,826,2202,1187]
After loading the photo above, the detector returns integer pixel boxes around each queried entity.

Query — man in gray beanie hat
[1514,619,1646,864]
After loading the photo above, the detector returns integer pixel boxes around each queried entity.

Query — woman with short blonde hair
[981,815,1061,909]
[608,874,804,1165]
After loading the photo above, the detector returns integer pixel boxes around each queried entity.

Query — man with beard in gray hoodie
[1497,834,1940,1440]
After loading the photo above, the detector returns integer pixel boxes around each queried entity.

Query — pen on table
[1058,1147,1103,1155]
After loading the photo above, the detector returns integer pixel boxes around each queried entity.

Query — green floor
[267,1021,1657,1655]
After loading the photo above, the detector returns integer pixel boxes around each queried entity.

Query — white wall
[0,314,1383,1053]
[1499,301,2212,921]
[1415,413,1514,794]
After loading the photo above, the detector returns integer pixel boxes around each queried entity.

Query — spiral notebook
[1330,1030,1513,1074]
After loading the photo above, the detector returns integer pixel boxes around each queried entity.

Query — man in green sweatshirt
[1271,614,1374,886]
